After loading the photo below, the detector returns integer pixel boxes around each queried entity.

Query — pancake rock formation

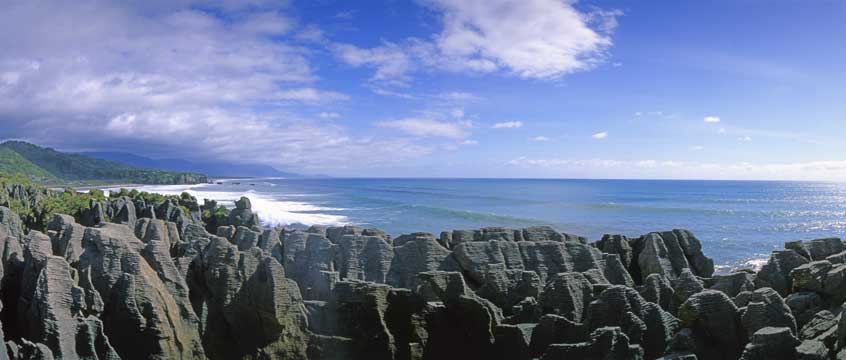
[1,190,846,360]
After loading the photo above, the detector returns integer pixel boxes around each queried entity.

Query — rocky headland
[0,183,844,359]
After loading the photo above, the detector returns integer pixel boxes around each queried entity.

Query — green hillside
[0,141,208,185]
[0,147,58,182]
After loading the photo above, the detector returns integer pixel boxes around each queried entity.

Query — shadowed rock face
[8,200,846,360]
[78,223,205,360]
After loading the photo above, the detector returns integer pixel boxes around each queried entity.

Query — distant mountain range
[0,141,207,185]
[80,151,303,178]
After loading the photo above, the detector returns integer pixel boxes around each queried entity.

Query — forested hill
[0,141,207,185]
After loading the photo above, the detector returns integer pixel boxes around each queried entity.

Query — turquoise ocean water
[125,178,846,272]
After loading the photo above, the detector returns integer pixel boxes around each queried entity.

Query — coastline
[100,178,799,273]
[3,176,845,359]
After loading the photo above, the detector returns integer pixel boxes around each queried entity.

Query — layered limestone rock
[191,236,308,359]
[740,287,797,337]
[16,231,119,359]
[584,285,679,359]
[631,230,714,284]
[78,223,205,360]
[25,200,846,360]
[739,326,800,360]
[678,290,746,360]
[336,235,394,284]
[538,272,595,323]
[755,249,810,296]
[790,260,846,302]
[280,230,338,301]
[540,326,644,360]
[227,197,259,228]
[387,233,457,291]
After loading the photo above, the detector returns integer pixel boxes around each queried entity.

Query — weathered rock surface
[740,287,797,337]
[540,326,644,360]
[16,231,119,359]
[78,223,205,360]
[585,285,679,359]
[26,199,846,360]
[756,249,810,296]
[739,326,800,360]
[678,290,745,360]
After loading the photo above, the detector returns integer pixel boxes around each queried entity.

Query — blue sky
[1,0,845,180]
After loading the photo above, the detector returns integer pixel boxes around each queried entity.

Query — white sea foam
[105,184,349,227]
[740,257,769,271]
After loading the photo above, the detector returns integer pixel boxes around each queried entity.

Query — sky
[1,0,845,180]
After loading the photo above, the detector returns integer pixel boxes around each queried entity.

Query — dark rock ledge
[0,196,844,359]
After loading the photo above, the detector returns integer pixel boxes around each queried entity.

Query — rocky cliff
[0,193,844,359]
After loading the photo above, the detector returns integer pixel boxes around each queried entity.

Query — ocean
[119,178,846,272]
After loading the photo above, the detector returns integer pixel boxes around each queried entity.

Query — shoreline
[96,180,778,274]
[3,176,843,359]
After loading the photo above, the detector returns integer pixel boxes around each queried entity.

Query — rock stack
[1,198,846,359]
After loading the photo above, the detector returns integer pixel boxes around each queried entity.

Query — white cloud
[332,0,619,83]
[460,139,479,145]
[332,42,415,85]
[426,0,618,79]
[704,116,721,123]
[492,121,523,129]
[532,136,550,141]
[319,112,340,119]
[740,136,753,142]
[378,118,469,138]
[592,132,608,139]
[0,1,438,173]
[691,145,705,151]
[436,91,482,102]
